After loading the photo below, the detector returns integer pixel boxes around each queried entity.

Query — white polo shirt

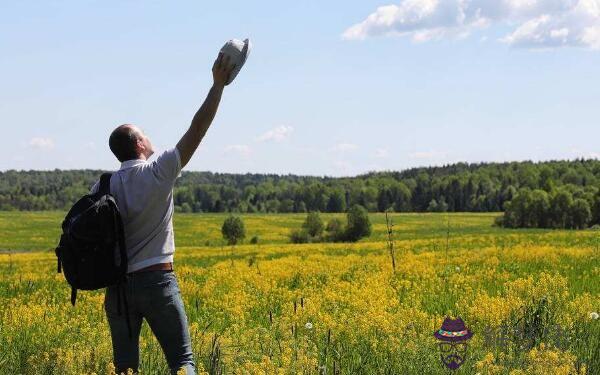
[91,147,182,273]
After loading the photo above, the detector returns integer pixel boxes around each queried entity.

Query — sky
[1,0,599,177]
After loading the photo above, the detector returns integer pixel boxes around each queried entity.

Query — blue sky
[1,1,599,176]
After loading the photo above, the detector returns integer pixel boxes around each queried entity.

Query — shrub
[302,211,324,237]
[289,229,309,244]
[493,215,504,227]
[344,204,371,242]
[250,235,259,244]
[290,208,371,243]
[325,218,345,242]
[221,215,246,245]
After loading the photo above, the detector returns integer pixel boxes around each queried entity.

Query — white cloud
[343,0,600,49]
[223,144,252,157]
[581,25,600,48]
[256,125,294,142]
[330,143,358,152]
[28,137,55,150]
[342,1,469,42]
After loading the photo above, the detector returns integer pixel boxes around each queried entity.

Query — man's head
[109,124,154,162]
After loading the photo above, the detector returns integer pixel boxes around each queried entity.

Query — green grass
[2,211,599,252]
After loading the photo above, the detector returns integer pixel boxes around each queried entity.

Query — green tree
[302,211,324,238]
[4,159,600,215]
[539,166,556,192]
[592,190,600,225]
[502,189,533,228]
[326,189,346,212]
[550,189,573,228]
[221,215,246,245]
[437,196,449,212]
[529,189,551,228]
[265,199,280,213]
[392,182,412,212]
[278,199,294,213]
[562,169,583,185]
[296,201,307,213]
[571,199,591,229]
[344,204,372,242]
[289,229,309,243]
[427,199,439,212]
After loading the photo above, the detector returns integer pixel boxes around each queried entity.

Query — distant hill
[1,160,599,221]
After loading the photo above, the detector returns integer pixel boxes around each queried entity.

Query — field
[0,212,599,374]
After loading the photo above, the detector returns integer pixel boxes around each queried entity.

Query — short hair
[109,124,140,162]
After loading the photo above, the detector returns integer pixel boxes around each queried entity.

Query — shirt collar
[119,158,147,170]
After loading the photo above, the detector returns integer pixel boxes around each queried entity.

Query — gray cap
[219,38,252,85]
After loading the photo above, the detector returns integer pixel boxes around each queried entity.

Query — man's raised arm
[176,53,236,169]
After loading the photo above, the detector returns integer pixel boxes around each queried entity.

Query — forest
[1,159,599,229]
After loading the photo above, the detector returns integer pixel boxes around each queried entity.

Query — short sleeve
[151,147,182,183]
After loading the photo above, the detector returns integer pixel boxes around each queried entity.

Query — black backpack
[55,172,131,335]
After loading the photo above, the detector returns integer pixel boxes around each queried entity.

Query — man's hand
[176,53,237,169]
[212,52,236,88]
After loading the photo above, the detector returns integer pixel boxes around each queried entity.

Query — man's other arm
[176,53,235,169]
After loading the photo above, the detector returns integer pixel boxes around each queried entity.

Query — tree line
[1,159,599,229]
[499,187,600,229]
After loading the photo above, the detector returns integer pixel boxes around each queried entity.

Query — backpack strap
[106,198,128,273]
[105,195,131,338]
[99,173,113,195]
[56,247,62,273]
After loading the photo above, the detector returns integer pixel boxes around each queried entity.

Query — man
[90,53,236,374]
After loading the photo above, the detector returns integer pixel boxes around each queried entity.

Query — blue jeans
[104,270,196,374]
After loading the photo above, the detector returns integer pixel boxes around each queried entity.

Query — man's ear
[135,138,146,155]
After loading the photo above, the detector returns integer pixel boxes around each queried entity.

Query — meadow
[0,212,598,374]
